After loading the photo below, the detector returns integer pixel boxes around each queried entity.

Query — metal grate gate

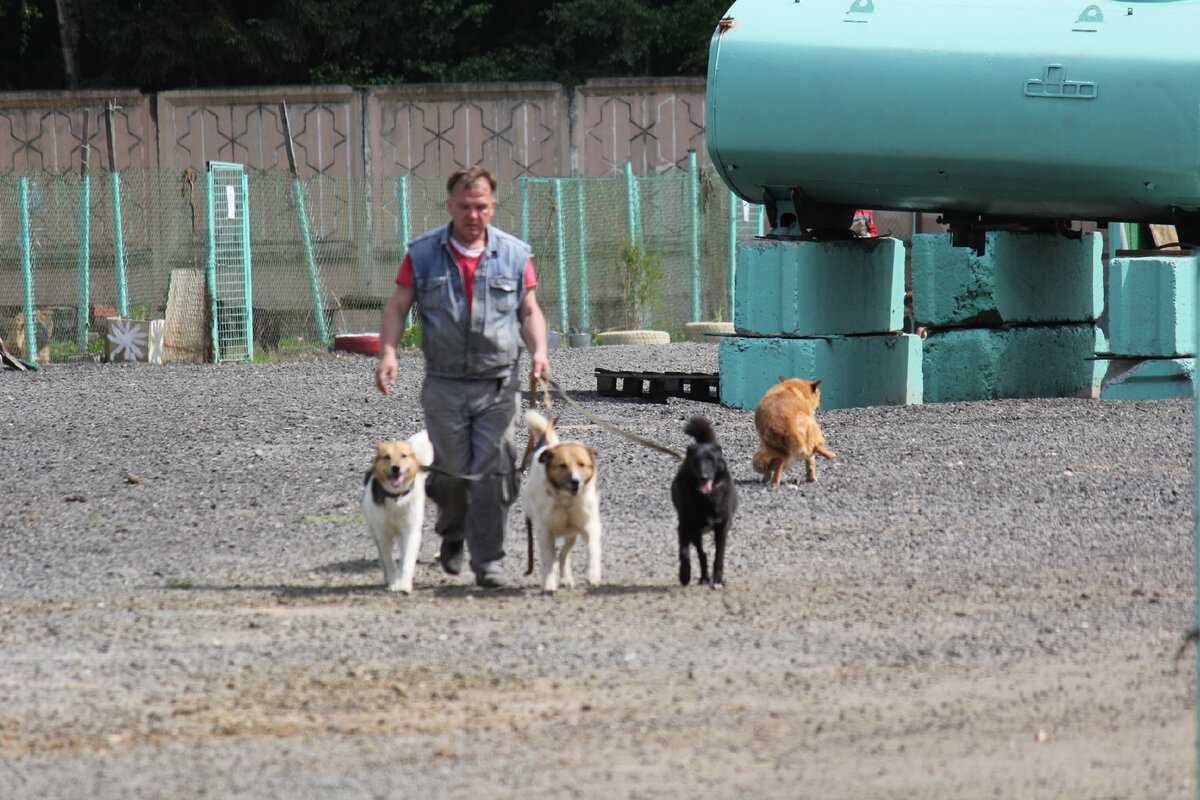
[206,161,254,362]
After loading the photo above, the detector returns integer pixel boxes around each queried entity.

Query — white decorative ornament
[147,321,164,363]
[107,319,148,361]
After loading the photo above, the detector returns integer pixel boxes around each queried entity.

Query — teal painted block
[1100,358,1195,400]
[1107,254,1197,357]
[734,238,903,336]
[923,324,1106,403]
[718,334,922,410]
[911,232,1102,326]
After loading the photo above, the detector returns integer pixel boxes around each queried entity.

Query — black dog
[670,417,737,586]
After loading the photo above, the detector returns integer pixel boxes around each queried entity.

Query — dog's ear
[587,446,597,460]
[778,375,786,383]
[812,378,821,389]
[539,449,555,465]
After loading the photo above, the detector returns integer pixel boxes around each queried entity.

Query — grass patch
[165,578,194,590]
[304,514,363,523]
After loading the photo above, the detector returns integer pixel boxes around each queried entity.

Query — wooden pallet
[595,368,720,404]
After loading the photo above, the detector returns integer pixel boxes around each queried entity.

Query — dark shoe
[438,539,464,575]
[474,572,507,588]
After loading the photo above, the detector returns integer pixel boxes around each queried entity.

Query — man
[374,166,550,587]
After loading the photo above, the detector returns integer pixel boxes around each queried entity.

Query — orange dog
[752,376,835,484]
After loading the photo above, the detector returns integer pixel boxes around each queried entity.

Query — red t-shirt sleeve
[396,253,413,287]
[524,258,537,290]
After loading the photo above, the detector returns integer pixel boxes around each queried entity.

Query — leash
[420,372,684,483]
[536,374,683,460]
[419,464,507,482]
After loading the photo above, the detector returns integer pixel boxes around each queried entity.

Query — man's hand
[529,351,551,384]
[375,349,399,395]
[375,284,414,396]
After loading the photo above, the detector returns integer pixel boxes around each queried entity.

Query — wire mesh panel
[208,162,253,362]
[0,165,918,363]
[518,172,734,337]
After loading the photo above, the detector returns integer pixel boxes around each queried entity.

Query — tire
[597,330,671,345]
[682,322,735,342]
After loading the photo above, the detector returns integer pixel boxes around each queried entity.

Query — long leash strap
[423,372,682,483]
[420,464,502,482]
[537,374,683,461]
[520,374,554,471]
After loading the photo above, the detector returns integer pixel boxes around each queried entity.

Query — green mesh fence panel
[0,165,891,363]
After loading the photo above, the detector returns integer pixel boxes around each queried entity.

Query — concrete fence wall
[0,78,709,181]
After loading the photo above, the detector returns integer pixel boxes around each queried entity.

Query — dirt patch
[0,346,1194,798]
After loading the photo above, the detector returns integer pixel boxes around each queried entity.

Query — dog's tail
[684,416,717,445]
[409,430,434,467]
[525,409,558,447]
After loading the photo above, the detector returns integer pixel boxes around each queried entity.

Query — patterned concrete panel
[0,81,708,180]
[367,82,568,182]
[573,77,708,177]
[156,86,359,176]
[0,90,152,171]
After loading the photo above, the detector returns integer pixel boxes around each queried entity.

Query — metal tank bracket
[845,0,874,23]
[940,213,1083,257]
[760,187,855,240]
[1073,5,1103,32]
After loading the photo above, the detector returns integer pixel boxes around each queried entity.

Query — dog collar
[371,475,414,505]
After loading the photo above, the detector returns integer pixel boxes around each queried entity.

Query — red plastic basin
[333,333,381,355]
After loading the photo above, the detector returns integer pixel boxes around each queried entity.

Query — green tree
[1,0,731,91]
[0,0,61,90]
[544,0,727,86]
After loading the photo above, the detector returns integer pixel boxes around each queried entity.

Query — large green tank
[706,0,1200,245]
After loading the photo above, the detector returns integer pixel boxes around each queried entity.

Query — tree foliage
[0,0,730,91]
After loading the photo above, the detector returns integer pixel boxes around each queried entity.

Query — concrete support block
[922,324,1106,403]
[1107,253,1197,357]
[718,334,922,410]
[734,238,904,336]
[1100,358,1195,401]
[911,232,1102,326]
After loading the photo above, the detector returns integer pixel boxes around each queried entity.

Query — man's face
[447,178,496,246]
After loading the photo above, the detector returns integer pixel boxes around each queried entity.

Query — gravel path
[0,343,1195,798]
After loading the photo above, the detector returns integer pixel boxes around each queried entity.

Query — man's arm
[374,283,414,395]
[517,288,550,381]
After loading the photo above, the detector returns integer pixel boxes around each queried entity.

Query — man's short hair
[446,166,497,198]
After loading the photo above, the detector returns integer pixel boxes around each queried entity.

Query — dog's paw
[387,581,413,595]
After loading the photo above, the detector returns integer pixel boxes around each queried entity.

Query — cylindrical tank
[706,0,1200,237]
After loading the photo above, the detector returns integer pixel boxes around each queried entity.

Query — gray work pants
[421,367,520,578]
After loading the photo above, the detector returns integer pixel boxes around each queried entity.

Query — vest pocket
[487,276,518,314]
[415,274,450,310]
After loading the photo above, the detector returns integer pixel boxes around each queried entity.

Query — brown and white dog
[361,431,434,594]
[752,376,835,484]
[520,410,601,593]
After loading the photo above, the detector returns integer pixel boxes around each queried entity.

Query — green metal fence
[2,163,897,364]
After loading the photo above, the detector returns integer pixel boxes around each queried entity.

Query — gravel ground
[0,343,1195,799]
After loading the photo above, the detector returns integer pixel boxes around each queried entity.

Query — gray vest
[407,223,531,379]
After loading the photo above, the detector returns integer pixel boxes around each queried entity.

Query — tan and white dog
[361,431,434,594]
[521,410,601,593]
